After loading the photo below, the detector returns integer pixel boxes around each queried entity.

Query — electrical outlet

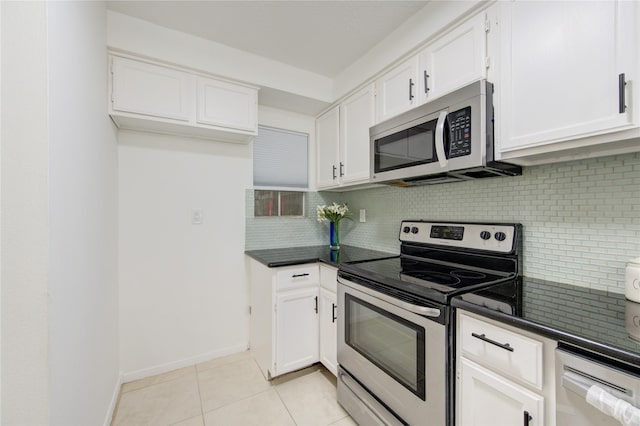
[191,208,203,225]
[359,209,366,223]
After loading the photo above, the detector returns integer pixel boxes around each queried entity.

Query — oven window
[345,294,426,400]
[374,121,437,173]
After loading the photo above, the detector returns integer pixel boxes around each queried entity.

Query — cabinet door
[275,287,319,376]
[498,0,636,154]
[458,358,544,426]
[196,76,257,132]
[340,84,375,185]
[111,56,191,121]
[418,13,486,104]
[319,288,337,376]
[319,265,337,293]
[375,57,419,123]
[316,106,341,189]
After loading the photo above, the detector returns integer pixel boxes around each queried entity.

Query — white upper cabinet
[340,84,376,185]
[497,0,638,157]
[418,13,487,104]
[316,84,375,190]
[375,57,419,123]
[196,76,257,132]
[109,54,258,143]
[316,105,341,189]
[111,56,192,122]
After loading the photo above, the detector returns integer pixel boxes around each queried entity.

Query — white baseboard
[103,373,123,426]
[120,343,249,384]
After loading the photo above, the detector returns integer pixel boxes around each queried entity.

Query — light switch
[191,208,203,225]
[359,209,366,223]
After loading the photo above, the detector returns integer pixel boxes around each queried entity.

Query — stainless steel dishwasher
[556,346,640,426]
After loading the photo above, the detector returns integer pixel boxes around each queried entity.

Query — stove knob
[480,231,491,240]
[494,231,507,241]
[411,226,419,234]
[403,226,411,234]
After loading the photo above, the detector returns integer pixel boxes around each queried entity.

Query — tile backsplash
[245,190,334,250]
[246,153,640,293]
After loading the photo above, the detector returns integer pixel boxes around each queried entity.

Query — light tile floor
[111,351,356,426]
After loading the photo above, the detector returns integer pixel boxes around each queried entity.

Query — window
[253,126,308,189]
[254,190,304,217]
[253,126,308,217]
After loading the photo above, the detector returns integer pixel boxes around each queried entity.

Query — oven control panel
[399,221,517,253]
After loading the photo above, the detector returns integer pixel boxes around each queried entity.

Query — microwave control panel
[448,107,471,158]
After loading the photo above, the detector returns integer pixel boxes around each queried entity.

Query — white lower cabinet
[319,265,338,375]
[275,287,319,375]
[456,310,556,426]
[459,358,544,426]
[248,259,320,379]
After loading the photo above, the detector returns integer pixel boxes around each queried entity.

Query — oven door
[337,277,446,426]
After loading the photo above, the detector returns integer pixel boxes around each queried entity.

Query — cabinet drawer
[276,265,319,291]
[459,314,543,390]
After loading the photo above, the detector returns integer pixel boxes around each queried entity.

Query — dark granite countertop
[245,245,397,268]
[452,277,640,368]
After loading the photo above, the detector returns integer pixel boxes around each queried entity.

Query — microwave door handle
[435,110,448,168]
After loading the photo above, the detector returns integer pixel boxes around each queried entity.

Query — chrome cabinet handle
[409,78,415,100]
[424,70,430,94]
[434,110,448,169]
[523,411,532,426]
[619,73,627,113]
[314,296,318,314]
[471,332,514,352]
[292,273,309,278]
[332,303,337,323]
[339,162,344,177]
[332,165,337,180]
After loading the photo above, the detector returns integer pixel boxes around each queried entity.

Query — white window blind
[253,126,308,188]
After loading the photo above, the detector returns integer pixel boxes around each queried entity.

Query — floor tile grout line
[200,388,276,418]
[195,365,206,426]
[197,355,276,420]
[273,382,299,426]
[120,365,197,394]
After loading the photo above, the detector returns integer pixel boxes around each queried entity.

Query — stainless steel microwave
[370,80,521,186]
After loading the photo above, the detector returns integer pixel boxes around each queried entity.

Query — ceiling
[106,1,429,78]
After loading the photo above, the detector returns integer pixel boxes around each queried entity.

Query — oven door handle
[435,110,448,169]
[342,279,441,317]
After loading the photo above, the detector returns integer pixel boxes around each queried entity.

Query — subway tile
[246,153,640,293]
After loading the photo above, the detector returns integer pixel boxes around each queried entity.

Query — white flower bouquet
[317,203,351,250]
[316,202,351,224]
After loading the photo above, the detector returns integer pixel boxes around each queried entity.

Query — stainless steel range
[336,221,522,425]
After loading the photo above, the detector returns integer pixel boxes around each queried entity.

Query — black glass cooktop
[339,256,513,304]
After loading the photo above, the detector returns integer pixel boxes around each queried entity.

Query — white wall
[46,2,120,425]
[118,131,252,378]
[1,2,51,423]
[1,2,119,424]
